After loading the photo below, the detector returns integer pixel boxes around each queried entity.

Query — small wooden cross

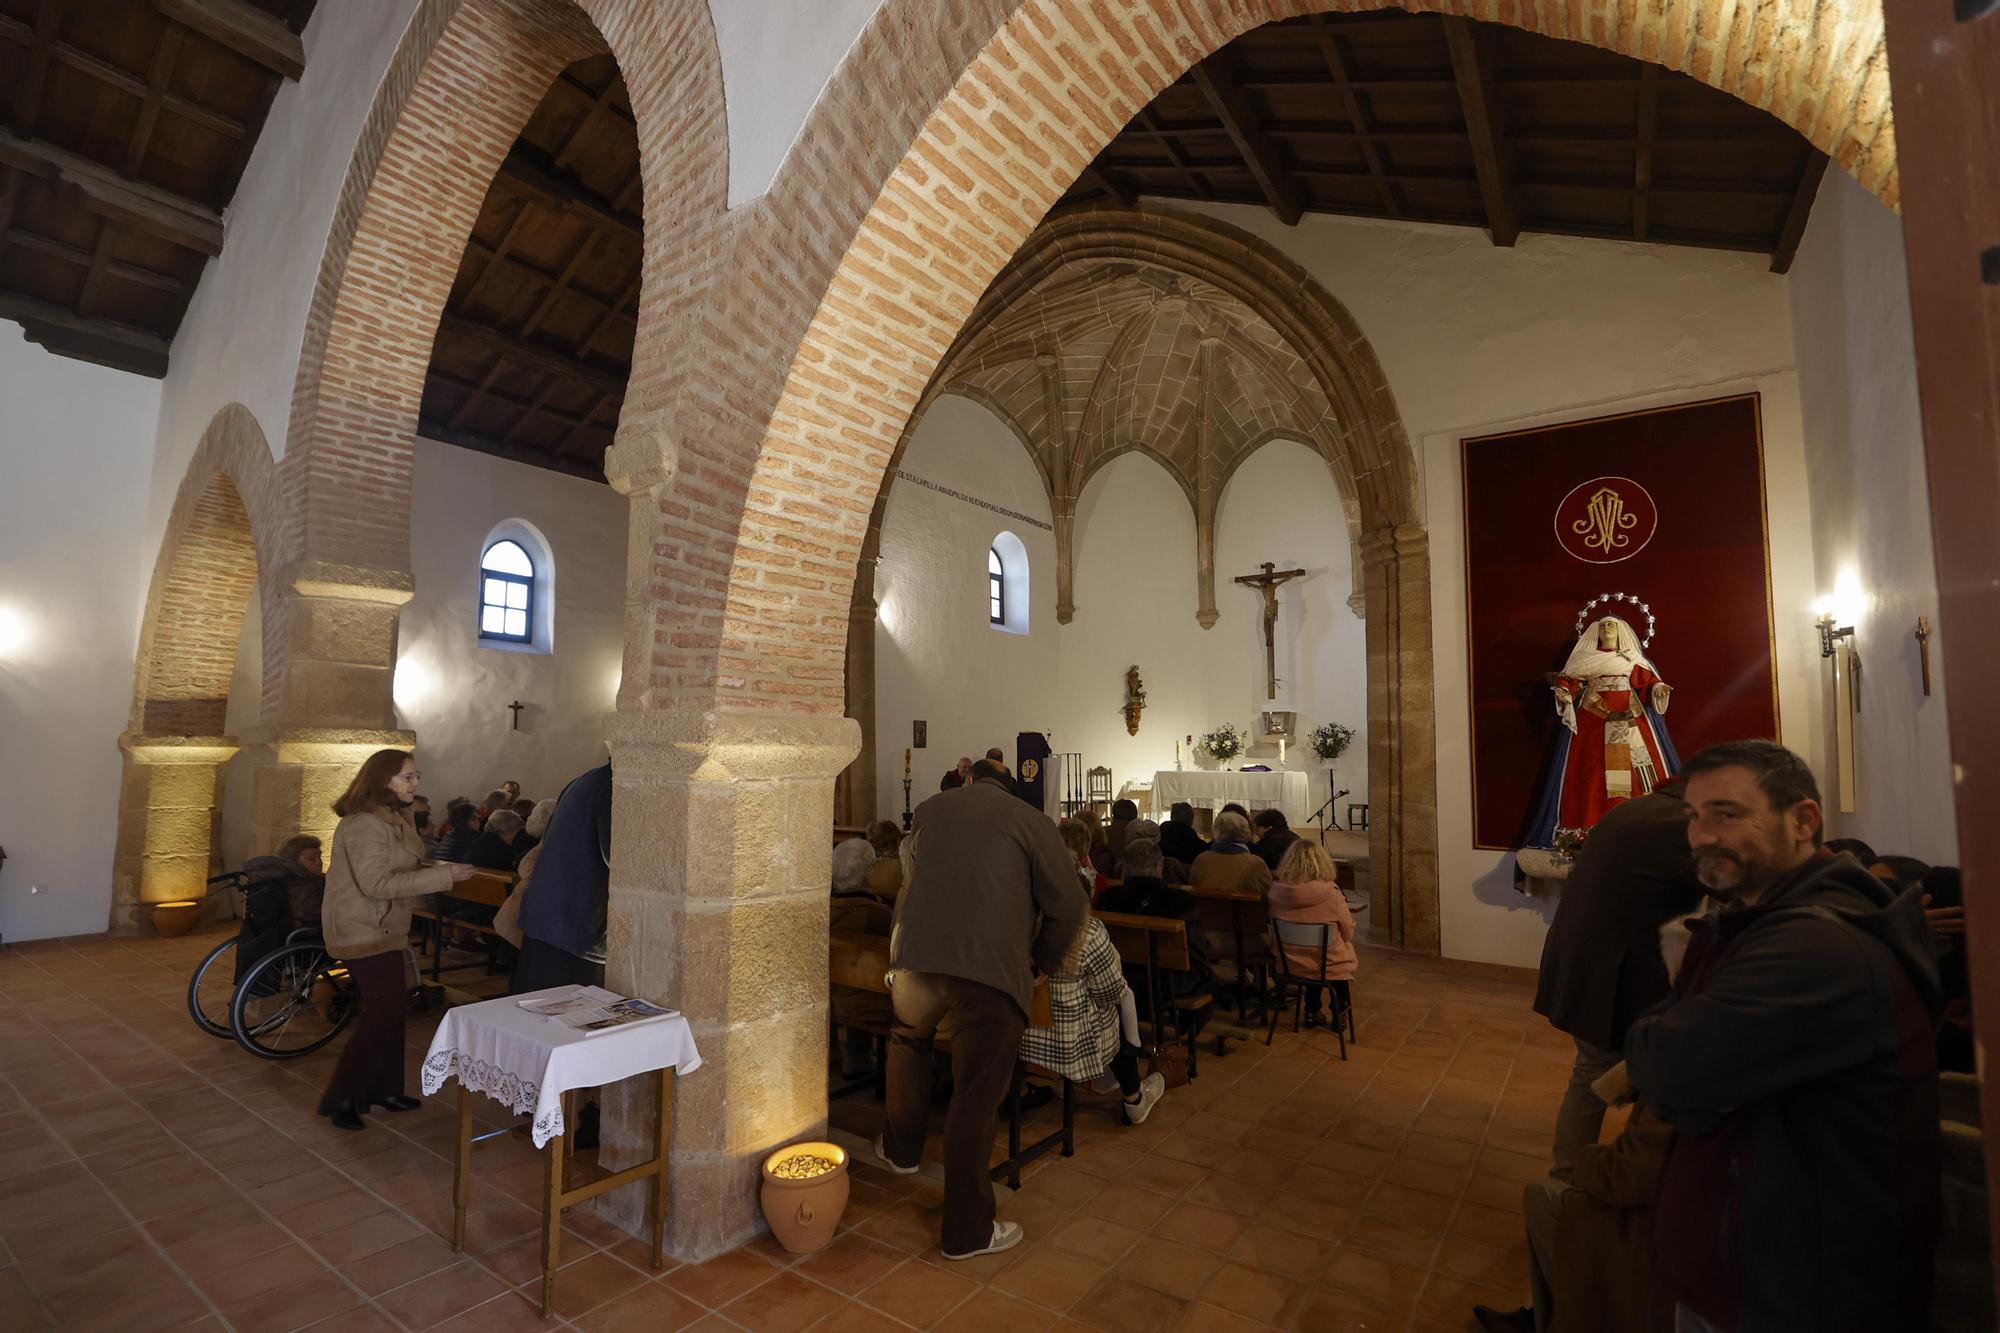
[507,700,525,731]
[1915,617,1932,697]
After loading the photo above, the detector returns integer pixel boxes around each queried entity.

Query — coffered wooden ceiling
[1063,10,1826,270]
[0,0,315,376]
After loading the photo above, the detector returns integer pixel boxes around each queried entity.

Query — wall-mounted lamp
[1816,613,1856,659]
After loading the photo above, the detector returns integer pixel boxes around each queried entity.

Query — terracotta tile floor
[0,925,1563,1331]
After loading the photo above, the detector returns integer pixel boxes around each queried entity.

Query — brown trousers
[318,949,411,1113]
[881,971,1025,1255]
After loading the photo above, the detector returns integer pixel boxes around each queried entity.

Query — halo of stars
[1574,592,1658,649]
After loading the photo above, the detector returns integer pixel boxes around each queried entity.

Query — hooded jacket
[1625,851,1941,1333]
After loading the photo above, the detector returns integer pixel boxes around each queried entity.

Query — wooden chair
[1097,911,1213,1077]
[1086,765,1113,820]
[410,869,516,982]
[1191,888,1272,1032]
[1265,919,1349,1059]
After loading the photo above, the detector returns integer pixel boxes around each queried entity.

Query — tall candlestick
[1278,737,1286,767]
[1175,738,1182,771]
[904,747,911,780]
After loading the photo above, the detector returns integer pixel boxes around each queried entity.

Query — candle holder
[902,779,913,831]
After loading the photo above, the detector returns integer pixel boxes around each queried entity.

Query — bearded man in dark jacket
[1625,741,1940,1333]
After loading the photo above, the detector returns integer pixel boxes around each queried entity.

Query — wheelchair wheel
[186,937,239,1038]
[230,943,355,1059]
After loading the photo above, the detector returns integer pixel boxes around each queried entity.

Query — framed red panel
[1462,394,1779,850]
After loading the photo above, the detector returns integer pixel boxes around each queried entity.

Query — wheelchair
[186,868,357,1059]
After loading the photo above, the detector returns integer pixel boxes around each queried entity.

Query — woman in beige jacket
[317,749,471,1131]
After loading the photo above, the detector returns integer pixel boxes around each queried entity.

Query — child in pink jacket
[1269,840,1357,1026]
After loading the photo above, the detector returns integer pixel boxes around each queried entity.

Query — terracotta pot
[759,1141,850,1253]
[151,901,201,938]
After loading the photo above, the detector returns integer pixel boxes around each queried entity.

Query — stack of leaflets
[518,985,677,1035]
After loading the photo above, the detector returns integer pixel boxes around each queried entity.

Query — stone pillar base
[595,709,860,1260]
[243,726,417,856]
[112,735,241,935]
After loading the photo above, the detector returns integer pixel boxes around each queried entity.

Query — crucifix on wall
[507,700,525,731]
[1233,561,1307,699]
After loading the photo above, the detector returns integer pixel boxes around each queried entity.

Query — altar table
[422,989,703,1315]
[1152,769,1313,825]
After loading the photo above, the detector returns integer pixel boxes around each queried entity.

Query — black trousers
[508,936,601,996]
[318,950,410,1113]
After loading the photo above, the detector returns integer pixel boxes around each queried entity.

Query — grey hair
[526,798,558,838]
[485,810,525,838]
[1125,818,1161,844]
[1212,812,1252,845]
[832,837,874,892]
[1121,837,1163,878]
[483,789,511,811]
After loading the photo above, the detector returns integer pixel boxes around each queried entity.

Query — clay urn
[151,900,201,938]
[759,1140,850,1253]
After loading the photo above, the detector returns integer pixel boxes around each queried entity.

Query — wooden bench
[828,929,1069,1189]
[1188,882,1272,1037]
[410,868,517,982]
[1095,910,1214,1078]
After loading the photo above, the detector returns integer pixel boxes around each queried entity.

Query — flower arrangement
[1308,721,1356,762]
[1195,722,1247,765]
[1551,827,1590,862]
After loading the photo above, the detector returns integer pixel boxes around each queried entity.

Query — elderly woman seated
[865,821,905,896]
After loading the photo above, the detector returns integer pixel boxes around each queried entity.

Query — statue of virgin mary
[1523,612,1680,847]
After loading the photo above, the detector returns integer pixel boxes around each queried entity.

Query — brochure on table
[518,985,677,1035]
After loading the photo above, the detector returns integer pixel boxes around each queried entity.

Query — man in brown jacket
[880,760,1088,1260]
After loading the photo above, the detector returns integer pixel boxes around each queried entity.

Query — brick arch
[708,0,1890,723]
[282,0,727,585]
[128,403,282,736]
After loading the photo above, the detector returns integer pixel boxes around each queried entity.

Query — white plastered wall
[872,396,1369,823]
[0,329,163,942]
[1787,171,1955,863]
[217,438,627,860]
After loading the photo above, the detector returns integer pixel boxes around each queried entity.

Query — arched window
[480,540,534,643]
[988,546,1005,625]
[988,530,1029,635]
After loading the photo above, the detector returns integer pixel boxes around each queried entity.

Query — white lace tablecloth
[1152,769,1313,825]
[421,988,702,1147]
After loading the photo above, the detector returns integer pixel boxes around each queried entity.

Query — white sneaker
[943,1220,1023,1260]
[1122,1072,1166,1126]
[873,1135,919,1175]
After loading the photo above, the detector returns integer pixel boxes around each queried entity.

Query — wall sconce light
[1816,613,1856,659]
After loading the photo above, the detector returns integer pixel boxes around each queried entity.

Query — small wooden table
[422,991,703,1316]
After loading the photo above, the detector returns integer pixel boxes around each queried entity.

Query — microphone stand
[1306,764,1349,844]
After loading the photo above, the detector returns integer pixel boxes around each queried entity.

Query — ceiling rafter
[1440,15,1520,246]
[154,0,307,82]
[0,14,249,141]
[0,128,225,254]
[10,1,65,138]
[1305,15,1398,218]
[1769,150,1829,274]
[1190,52,1305,225]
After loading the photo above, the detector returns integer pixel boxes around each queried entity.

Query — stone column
[834,545,879,829]
[111,735,240,935]
[1359,523,1440,953]
[245,565,416,850]
[596,710,860,1259]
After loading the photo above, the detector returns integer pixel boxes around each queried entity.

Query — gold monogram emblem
[1021,758,1039,781]
[1572,486,1639,554]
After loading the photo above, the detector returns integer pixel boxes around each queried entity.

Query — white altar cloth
[1152,769,1313,825]
[421,987,702,1147]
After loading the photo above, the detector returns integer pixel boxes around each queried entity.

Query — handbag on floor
[1151,1038,1191,1089]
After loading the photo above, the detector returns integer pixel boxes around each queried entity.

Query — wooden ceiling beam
[1190,53,1304,225]
[2,222,184,291]
[153,0,306,82]
[1633,64,1659,241]
[0,289,171,371]
[437,312,628,395]
[1305,16,1398,218]
[125,27,187,174]
[1135,107,1212,196]
[1441,15,1520,246]
[1080,164,1137,206]
[1769,150,1829,275]
[0,15,247,141]
[0,128,224,254]
[499,146,643,242]
[11,1,64,139]
[416,416,605,479]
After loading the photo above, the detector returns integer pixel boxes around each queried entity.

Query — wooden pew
[828,929,1067,1188]
[411,866,518,981]
[1094,911,1214,1078]
[1187,881,1271,1037]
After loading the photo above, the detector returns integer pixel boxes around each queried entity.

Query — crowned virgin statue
[1523,607,1680,847]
